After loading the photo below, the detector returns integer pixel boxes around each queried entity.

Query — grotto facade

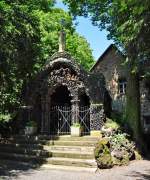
[20,33,107,136]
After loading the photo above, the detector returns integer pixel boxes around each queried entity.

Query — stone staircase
[0,135,99,171]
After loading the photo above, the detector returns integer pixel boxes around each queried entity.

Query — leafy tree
[63,0,150,61]
[66,32,94,70]
[63,0,150,139]
[35,8,94,69]
[0,1,94,122]
[0,0,45,116]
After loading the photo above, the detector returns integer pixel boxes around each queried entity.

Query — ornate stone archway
[22,51,106,136]
[39,66,91,134]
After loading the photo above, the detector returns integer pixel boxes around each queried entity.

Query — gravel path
[1,160,150,180]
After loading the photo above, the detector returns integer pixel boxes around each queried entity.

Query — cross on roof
[59,19,66,52]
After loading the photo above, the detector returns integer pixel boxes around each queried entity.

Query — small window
[118,79,127,94]
[143,115,150,129]
[145,81,150,100]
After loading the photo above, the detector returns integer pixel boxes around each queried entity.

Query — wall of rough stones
[92,46,127,112]
[140,79,150,133]
[91,45,150,134]
[20,51,107,134]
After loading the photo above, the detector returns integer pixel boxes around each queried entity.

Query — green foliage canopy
[0,0,94,120]
[63,0,150,66]
[63,0,150,139]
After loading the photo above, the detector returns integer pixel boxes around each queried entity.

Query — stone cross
[59,19,66,52]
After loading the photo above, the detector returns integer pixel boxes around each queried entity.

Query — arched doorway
[50,85,72,135]
[79,92,90,135]
[51,86,72,107]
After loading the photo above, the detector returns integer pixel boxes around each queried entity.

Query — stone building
[140,63,150,134]
[20,31,106,136]
[91,44,150,134]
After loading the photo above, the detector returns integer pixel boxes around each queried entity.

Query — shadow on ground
[124,170,150,180]
[123,158,150,180]
[0,160,41,179]
[0,135,60,179]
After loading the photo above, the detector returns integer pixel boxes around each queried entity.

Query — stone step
[0,146,51,157]
[0,135,98,169]
[0,146,94,159]
[46,157,97,168]
[0,152,96,168]
[44,145,95,153]
[0,152,45,163]
[0,159,97,172]
[12,135,100,142]
[45,140,97,146]
[0,143,95,153]
[0,142,44,150]
[41,164,97,172]
[53,135,99,141]
[0,159,38,170]
[51,150,94,159]
[0,139,97,146]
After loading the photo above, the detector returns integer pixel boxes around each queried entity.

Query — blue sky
[55,0,113,60]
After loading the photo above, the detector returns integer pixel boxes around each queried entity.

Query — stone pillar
[41,96,50,134]
[40,97,46,134]
[70,88,80,125]
[59,30,66,52]
[71,99,80,124]
[90,103,105,137]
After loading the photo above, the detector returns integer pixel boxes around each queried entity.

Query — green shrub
[0,113,12,137]
[0,114,11,122]
[101,118,120,137]
[105,119,120,130]
[111,111,126,126]
[110,133,135,159]
[134,150,142,160]
[26,121,37,127]
[71,123,81,127]
[95,139,113,169]
[95,119,140,168]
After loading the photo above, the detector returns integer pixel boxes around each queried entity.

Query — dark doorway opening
[51,86,71,107]
[79,93,90,135]
[104,90,112,118]
[79,93,90,107]
[50,86,72,135]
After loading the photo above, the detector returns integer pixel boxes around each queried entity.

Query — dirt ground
[0,160,150,180]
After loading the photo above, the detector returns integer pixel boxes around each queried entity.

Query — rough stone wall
[85,72,105,104]
[92,47,127,112]
[140,79,150,133]
[20,51,106,134]
[92,45,150,134]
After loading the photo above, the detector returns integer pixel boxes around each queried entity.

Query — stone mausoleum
[20,31,107,136]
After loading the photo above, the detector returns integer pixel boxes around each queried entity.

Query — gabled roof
[90,44,124,71]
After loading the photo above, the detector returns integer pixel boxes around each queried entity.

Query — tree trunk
[126,72,141,140]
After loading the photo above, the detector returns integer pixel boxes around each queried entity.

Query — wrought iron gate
[49,106,72,135]
[46,106,90,135]
[79,106,90,135]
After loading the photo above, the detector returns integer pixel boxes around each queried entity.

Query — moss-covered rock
[105,119,120,130]
[121,154,130,165]
[95,132,139,168]
[112,154,130,166]
[95,139,113,168]
[134,150,142,160]
[101,118,120,137]
[95,118,142,169]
